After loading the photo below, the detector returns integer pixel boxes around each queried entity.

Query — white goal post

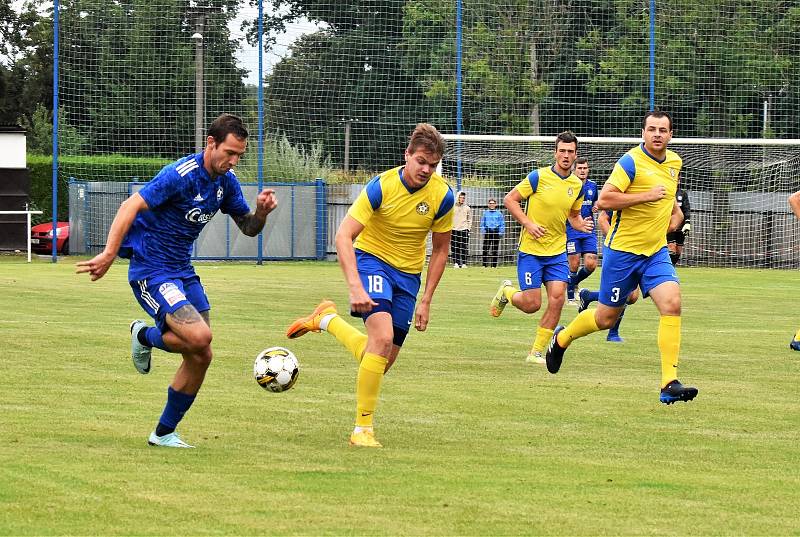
[440,134,800,269]
[0,210,44,263]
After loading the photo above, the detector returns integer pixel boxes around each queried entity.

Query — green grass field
[1,256,799,535]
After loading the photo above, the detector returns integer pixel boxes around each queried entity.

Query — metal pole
[257,0,264,265]
[193,19,205,152]
[455,0,463,189]
[649,0,656,110]
[763,99,768,137]
[52,0,60,262]
[344,120,351,173]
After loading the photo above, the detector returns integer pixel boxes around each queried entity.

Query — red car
[31,221,70,255]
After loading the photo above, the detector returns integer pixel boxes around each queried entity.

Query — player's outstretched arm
[233,188,277,237]
[335,215,376,314]
[75,193,148,281]
[504,188,546,238]
[789,190,800,219]
[415,230,450,332]
[668,201,684,232]
[596,182,666,211]
[567,209,593,233]
[598,210,611,235]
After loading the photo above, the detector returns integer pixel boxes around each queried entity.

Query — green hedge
[28,154,171,223]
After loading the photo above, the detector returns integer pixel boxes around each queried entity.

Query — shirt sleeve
[347,177,382,226]
[681,189,691,221]
[138,166,181,210]
[431,188,455,233]
[514,171,537,200]
[220,174,251,217]
[607,154,636,192]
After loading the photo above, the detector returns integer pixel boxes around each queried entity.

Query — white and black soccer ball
[253,346,300,393]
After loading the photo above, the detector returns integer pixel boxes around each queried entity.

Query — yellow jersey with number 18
[513,166,584,257]
[348,166,454,274]
[604,144,682,257]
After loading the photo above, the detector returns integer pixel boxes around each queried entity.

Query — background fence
[69,179,327,260]
[43,0,800,267]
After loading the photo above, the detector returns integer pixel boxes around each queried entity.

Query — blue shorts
[353,250,421,346]
[130,274,209,333]
[598,246,678,307]
[517,252,569,290]
[566,234,598,256]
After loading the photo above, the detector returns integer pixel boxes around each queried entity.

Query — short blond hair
[408,123,445,158]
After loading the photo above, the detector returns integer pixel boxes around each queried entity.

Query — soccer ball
[253,346,300,393]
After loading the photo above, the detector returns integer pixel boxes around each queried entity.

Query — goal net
[441,135,800,269]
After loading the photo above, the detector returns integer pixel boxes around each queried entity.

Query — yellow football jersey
[348,166,454,273]
[604,144,682,256]
[514,166,584,256]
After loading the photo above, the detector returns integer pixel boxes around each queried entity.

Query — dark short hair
[408,123,445,157]
[555,130,578,151]
[575,157,588,165]
[642,109,673,131]
[208,114,249,145]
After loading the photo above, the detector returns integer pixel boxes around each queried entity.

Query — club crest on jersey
[670,168,677,178]
[416,201,430,215]
[185,207,216,224]
[567,187,574,197]
[217,187,223,200]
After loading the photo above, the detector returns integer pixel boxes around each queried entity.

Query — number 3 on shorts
[611,287,620,303]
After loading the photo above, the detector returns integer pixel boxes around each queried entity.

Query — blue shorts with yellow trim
[599,246,678,307]
[517,251,569,290]
[130,274,209,333]
[354,250,421,334]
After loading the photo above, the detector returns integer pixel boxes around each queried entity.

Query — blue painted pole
[51,0,60,262]
[649,0,656,110]
[455,0,463,190]
[257,0,264,265]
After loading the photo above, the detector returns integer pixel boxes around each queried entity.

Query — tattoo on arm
[169,304,204,326]
[233,212,267,237]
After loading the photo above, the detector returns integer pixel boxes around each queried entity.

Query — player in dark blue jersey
[77,114,277,448]
[566,157,599,302]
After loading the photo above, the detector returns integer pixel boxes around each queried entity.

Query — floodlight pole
[192,24,205,152]
[52,0,60,263]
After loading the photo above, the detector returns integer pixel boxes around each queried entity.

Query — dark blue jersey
[566,179,598,240]
[121,152,251,281]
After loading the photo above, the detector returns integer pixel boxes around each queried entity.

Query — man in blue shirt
[480,198,505,267]
[77,114,277,448]
[566,157,598,302]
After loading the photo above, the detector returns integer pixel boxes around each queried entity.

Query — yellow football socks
[531,326,554,355]
[355,352,388,428]
[557,309,600,347]
[794,327,800,340]
[658,315,681,388]
[326,316,368,363]
[503,284,519,303]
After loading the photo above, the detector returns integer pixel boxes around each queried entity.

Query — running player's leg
[545,247,634,373]
[642,247,697,403]
[144,276,213,447]
[529,255,568,363]
[566,240,579,301]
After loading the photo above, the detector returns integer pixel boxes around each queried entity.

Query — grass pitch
[1,256,799,535]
